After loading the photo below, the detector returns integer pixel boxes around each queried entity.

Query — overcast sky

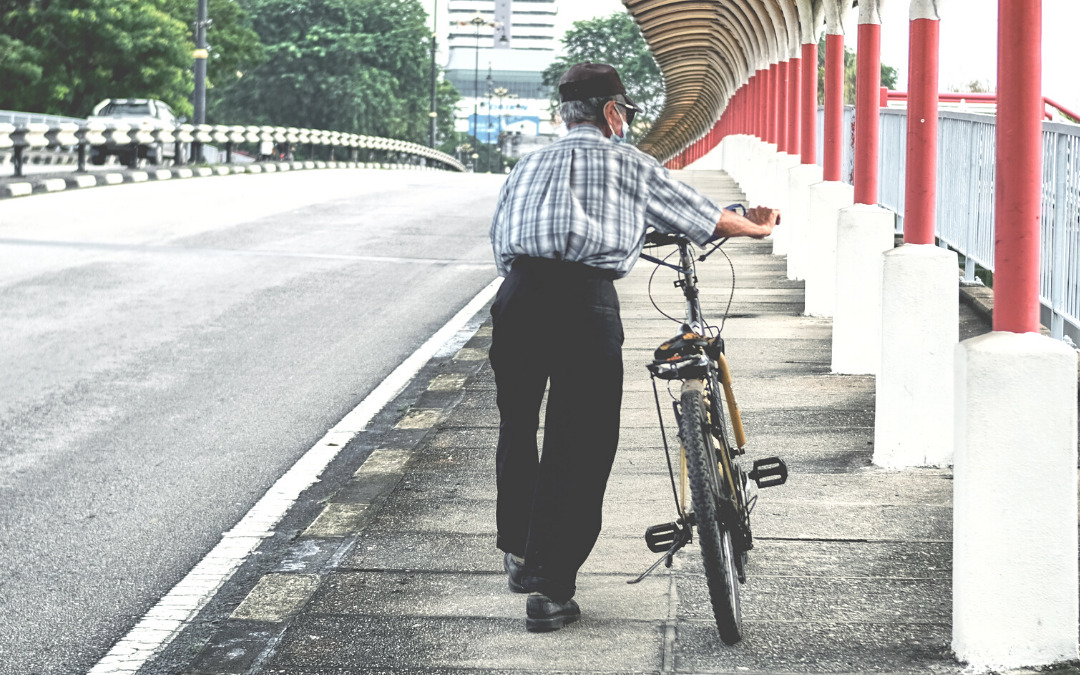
[421,0,1080,116]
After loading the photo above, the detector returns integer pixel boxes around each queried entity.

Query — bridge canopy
[624,0,826,162]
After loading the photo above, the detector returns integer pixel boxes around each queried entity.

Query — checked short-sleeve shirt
[490,124,724,278]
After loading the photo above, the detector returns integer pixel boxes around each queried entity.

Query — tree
[208,0,457,144]
[817,36,899,105]
[1,0,194,116]
[162,0,265,104]
[0,0,263,118]
[541,12,663,143]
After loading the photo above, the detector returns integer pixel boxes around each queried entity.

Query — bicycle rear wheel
[680,384,743,644]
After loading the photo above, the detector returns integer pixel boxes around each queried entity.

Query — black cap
[558,62,640,115]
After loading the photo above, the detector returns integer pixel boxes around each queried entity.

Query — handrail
[0,120,465,176]
[884,89,1080,123]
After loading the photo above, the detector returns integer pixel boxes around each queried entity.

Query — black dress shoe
[525,593,581,632]
[503,552,527,593]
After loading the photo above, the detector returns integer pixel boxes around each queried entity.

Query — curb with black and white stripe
[0,160,451,200]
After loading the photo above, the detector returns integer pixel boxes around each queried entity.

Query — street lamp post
[470,15,486,153]
[485,69,494,172]
[493,86,510,173]
[428,2,438,148]
[192,0,209,163]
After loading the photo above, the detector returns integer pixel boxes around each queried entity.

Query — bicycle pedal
[749,457,788,488]
[644,521,689,553]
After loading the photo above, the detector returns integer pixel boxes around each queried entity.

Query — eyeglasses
[614,101,636,125]
[610,97,638,126]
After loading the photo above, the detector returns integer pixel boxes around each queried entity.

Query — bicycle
[627,225,788,645]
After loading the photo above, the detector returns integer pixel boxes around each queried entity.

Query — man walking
[488,62,778,632]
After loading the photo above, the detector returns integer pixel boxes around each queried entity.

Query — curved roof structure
[625,0,827,162]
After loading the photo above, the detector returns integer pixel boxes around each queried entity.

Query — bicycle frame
[633,234,787,586]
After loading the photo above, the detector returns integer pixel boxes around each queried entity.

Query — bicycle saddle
[654,329,709,362]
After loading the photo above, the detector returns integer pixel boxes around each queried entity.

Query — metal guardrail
[0,111,85,126]
[0,120,465,175]
[866,108,1080,342]
[815,106,857,186]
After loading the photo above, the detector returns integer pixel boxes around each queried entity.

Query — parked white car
[87,98,180,165]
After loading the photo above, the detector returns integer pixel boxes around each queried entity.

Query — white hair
[560,96,610,126]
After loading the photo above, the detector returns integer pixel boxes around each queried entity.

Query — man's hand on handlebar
[714,205,780,240]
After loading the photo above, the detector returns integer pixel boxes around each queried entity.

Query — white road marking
[87,276,502,674]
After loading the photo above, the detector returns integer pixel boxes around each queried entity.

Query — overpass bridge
[0,1,1076,673]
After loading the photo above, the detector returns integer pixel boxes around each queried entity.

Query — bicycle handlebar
[643,231,690,247]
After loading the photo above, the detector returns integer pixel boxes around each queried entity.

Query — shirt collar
[567,124,605,138]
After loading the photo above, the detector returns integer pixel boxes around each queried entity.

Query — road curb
[0,160,453,201]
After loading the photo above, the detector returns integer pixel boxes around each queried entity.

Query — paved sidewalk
[155,171,993,674]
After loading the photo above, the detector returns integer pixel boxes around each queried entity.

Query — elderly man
[488,62,778,632]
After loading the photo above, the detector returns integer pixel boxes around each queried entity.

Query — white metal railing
[0,114,465,176]
[817,105,1080,342]
[815,105,856,185]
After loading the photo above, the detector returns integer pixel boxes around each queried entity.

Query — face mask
[610,110,627,144]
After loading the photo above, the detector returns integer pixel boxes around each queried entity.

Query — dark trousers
[489,257,624,603]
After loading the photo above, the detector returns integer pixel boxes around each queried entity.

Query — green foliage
[0,0,455,144]
[1,0,194,116]
[209,0,457,144]
[0,0,263,118]
[435,78,462,152]
[541,11,663,142]
[163,0,265,98]
[817,36,899,105]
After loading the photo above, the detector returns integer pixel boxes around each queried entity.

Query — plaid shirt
[490,125,723,278]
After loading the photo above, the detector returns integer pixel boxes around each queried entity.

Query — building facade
[443,0,560,159]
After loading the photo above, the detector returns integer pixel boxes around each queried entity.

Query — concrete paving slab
[267,616,667,671]
[752,501,951,542]
[676,575,950,622]
[672,620,956,673]
[306,571,670,622]
[339,529,666,577]
[714,540,952,579]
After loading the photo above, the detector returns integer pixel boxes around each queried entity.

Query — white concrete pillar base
[872,244,958,465]
[953,332,1078,669]
[685,142,724,171]
[804,181,854,317]
[747,142,779,205]
[832,205,896,375]
[768,153,802,256]
[786,164,825,280]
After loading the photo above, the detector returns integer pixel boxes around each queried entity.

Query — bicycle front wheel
[680,384,743,644]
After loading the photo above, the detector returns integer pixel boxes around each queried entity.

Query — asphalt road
[0,169,504,674]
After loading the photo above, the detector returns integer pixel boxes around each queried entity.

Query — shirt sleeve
[643,164,725,245]
[489,171,515,277]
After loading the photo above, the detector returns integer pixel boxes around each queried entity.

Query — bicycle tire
[680,385,743,644]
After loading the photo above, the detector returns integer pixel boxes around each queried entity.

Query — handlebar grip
[643,231,686,247]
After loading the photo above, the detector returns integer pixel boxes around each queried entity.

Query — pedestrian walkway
[164,170,994,674]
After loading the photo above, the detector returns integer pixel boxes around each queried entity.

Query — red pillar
[759,68,769,140]
[788,56,801,155]
[994,0,1043,333]
[801,41,818,164]
[766,65,778,143]
[853,20,882,205]
[777,60,789,151]
[824,33,845,181]
[904,17,941,245]
[751,74,758,137]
